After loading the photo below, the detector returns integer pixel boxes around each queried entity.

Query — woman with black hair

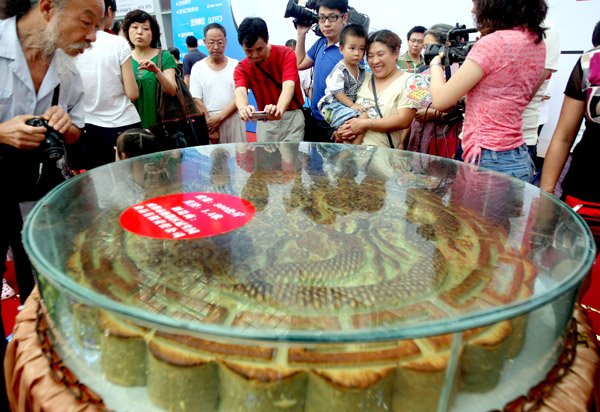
[429,0,548,182]
[123,9,178,129]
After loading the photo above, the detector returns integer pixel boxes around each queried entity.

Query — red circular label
[119,193,256,239]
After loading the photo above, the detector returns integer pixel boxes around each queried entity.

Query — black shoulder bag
[150,49,209,149]
[371,75,395,149]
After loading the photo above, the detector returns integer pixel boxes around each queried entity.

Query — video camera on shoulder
[25,117,66,161]
[283,0,370,37]
[424,24,478,66]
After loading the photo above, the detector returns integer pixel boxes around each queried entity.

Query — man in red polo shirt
[234,17,305,143]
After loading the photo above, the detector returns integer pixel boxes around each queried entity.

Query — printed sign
[120,193,255,239]
[171,0,228,56]
[116,0,154,18]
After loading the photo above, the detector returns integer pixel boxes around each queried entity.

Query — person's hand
[264,104,282,121]
[238,105,255,122]
[351,104,365,113]
[209,129,220,144]
[430,52,445,67]
[0,115,46,149]
[296,25,311,36]
[331,130,350,143]
[41,105,72,135]
[331,130,342,143]
[206,113,222,132]
[414,108,438,122]
[137,59,160,74]
[336,122,356,141]
[337,117,368,140]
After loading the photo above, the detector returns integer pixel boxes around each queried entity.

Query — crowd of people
[0,0,599,408]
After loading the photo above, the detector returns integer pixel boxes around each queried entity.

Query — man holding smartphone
[234,17,305,143]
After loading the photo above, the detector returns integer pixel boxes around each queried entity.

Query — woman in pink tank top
[429,0,547,183]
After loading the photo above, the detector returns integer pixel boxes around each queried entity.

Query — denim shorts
[320,101,361,129]
[478,144,535,183]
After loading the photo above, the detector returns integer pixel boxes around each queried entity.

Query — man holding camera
[234,17,305,143]
[296,0,349,143]
[0,0,103,406]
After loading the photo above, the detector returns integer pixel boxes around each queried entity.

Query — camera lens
[25,117,66,161]
[43,139,65,160]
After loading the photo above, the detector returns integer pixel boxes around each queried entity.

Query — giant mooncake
[63,151,538,412]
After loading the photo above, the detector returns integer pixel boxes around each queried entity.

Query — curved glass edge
[23,143,597,343]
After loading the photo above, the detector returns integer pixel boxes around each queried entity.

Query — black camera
[25,117,66,161]
[424,24,478,66]
[284,0,319,29]
[284,0,370,37]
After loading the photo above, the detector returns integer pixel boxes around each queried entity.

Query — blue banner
[171,0,256,132]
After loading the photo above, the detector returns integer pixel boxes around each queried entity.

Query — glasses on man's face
[318,14,342,23]
[409,38,424,44]
[206,40,226,47]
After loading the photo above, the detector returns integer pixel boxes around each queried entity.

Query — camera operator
[0,0,103,406]
[429,0,548,183]
[405,24,463,155]
[296,0,349,142]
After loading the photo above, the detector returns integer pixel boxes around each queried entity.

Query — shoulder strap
[370,75,394,149]
[51,84,60,106]
[255,47,303,109]
[157,48,163,70]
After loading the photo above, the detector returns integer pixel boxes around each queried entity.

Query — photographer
[234,17,305,143]
[296,0,349,142]
[405,24,462,155]
[429,0,547,183]
[0,0,103,406]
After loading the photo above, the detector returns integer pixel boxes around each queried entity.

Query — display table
[4,286,598,412]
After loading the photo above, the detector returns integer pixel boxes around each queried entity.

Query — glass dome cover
[23,142,595,343]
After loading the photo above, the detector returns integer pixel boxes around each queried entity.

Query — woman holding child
[336,30,419,148]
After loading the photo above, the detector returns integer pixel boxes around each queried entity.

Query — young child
[115,128,160,161]
[115,128,171,191]
[317,24,368,144]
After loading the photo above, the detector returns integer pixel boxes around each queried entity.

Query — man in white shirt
[74,0,140,169]
[189,23,246,144]
[522,20,560,163]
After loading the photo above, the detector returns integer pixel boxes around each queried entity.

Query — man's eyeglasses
[206,40,226,47]
[318,14,343,23]
[409,39,424,44]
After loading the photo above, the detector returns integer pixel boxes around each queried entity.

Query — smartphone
[250,111,268,121]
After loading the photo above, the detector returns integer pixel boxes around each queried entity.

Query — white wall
[231,0,600,156]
